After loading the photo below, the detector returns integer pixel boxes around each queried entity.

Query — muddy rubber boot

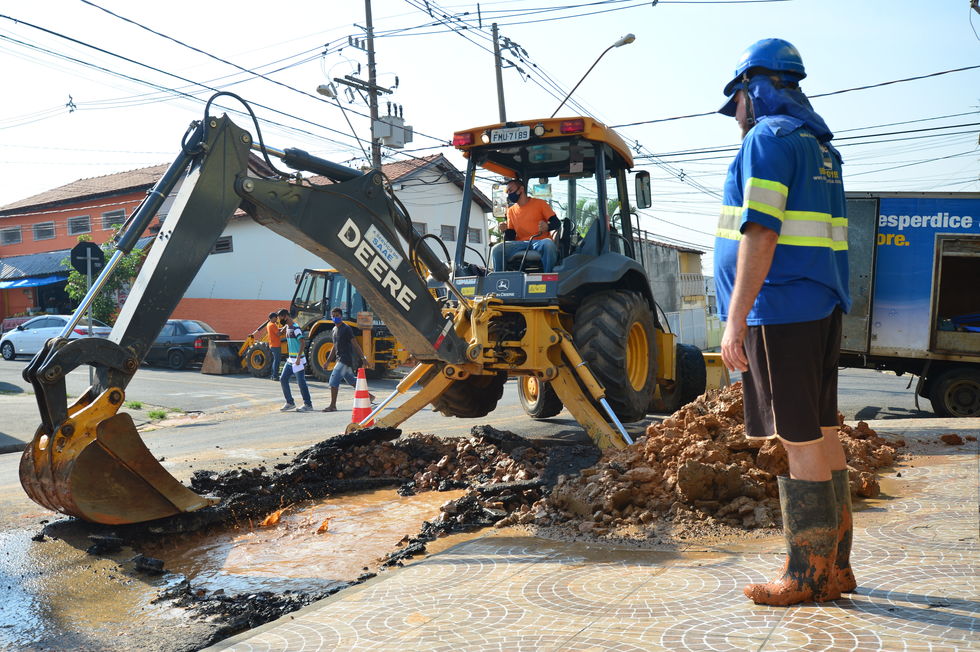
[744,476,841,606]
[831,469,857,592]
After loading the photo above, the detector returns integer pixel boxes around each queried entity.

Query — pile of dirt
[521,382,904,540]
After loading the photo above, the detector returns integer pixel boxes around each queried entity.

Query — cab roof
[452,117,634,180]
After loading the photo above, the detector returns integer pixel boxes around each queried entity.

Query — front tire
[245,343,273,378]
[654,343,707,414]
[1,341,14,360]
[424,367,507,418]
[929,367,980,418]
[518,375,563,419]
[574,290,657,423]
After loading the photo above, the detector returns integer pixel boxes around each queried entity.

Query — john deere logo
[495,279,510,291]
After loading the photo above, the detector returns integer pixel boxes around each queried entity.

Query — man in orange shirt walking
[490,179,560,273]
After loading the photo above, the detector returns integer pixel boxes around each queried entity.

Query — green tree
[61,232,148,325]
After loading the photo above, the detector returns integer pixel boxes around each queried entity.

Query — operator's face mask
[332,316,343,325]
[507,191,520,204]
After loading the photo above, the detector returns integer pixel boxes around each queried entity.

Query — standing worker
[322,307,373,412]
[250,312,284,381]
[714,38,852,606]
[277,309,313,412]
[490,179,560,273]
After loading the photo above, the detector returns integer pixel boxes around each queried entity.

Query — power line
[612,65,980,129]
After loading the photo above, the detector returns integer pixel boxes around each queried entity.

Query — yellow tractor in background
[237,268,407,380]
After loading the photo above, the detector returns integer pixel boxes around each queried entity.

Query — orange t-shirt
[266,321,282,347]
[506,197,556,241]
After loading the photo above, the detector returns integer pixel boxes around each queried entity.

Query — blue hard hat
[722,38,806,97]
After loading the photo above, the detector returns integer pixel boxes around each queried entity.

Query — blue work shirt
[714,115,851,325]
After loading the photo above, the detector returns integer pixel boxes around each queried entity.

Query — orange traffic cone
[351,367,374,427]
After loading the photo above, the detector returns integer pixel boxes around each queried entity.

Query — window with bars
[33,222,55,241]
[210,236,233,254]
[68,215,91,235]
[440,225,456,241]
[412,221,427,235]
[0,226,22,246]
[101,209,126,230]
[467,228,481,244]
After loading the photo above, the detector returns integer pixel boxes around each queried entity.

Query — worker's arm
[721,222,778,372]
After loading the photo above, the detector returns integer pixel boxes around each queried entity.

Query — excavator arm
[20,101,632,525]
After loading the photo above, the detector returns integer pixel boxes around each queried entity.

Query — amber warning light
[452,132,474,147]
[560,119,585,134]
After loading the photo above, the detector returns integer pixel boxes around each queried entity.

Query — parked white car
[0,315,112,360]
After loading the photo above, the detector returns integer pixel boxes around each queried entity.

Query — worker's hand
[537,220,549,236]
[720,319,750,373]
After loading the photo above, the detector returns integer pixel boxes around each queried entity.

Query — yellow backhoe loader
[19,93,718,525]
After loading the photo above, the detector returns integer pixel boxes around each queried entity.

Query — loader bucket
[19,386,214,524]
[201,340,245,375]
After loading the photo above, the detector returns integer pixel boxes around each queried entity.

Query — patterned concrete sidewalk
[212,422,979,651]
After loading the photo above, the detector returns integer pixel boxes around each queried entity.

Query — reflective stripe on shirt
[744,177,788,222]
[716,205,848,251]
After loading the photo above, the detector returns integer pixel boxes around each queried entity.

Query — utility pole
[365,0,382,170]
[492,23,506,122]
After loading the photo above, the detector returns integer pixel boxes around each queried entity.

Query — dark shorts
[742,307,842,444]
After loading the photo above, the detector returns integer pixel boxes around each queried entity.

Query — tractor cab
[450,117,652,307]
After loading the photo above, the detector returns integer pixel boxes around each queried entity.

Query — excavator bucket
[19,386,214,525]
[201,340,245,375]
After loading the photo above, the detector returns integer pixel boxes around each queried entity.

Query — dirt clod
[940,433,964,445]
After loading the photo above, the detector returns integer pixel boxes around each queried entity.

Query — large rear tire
[654,343,707,414]
[422,367,507,418]
[307,331,334,382]
[574,290,657,423]
[245,343,273,378]
[928,367,980,418]
[517,375,563,419]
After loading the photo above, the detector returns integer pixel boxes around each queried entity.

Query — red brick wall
[170,297,287,339]
[1,287,35,318]
[0,191,151,256]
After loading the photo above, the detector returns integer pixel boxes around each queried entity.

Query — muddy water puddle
[0,528,187,650]
[144,487,467,594]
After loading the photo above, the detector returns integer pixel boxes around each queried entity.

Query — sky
[1,0,978,272]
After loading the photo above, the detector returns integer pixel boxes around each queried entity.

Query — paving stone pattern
[214,447,979,652]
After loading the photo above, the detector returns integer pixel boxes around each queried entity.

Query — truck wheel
[167,349,187,370]
[307,332,334,382]
[928,367,980,418]
[1,341,14,360]
[518,375,563,419]
[424,368,507,418]
[574,290,657,423]
[654,343,707,414]
[245,343,272,378]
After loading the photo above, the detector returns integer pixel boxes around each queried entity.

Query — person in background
[250,312,284,381]
[277,309,313,412]
[322,307,373,412]
[714,38,851,606]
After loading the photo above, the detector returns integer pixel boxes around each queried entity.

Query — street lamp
[550,34,636,118]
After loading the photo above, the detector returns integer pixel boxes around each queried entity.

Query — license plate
[490,126,530,144]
